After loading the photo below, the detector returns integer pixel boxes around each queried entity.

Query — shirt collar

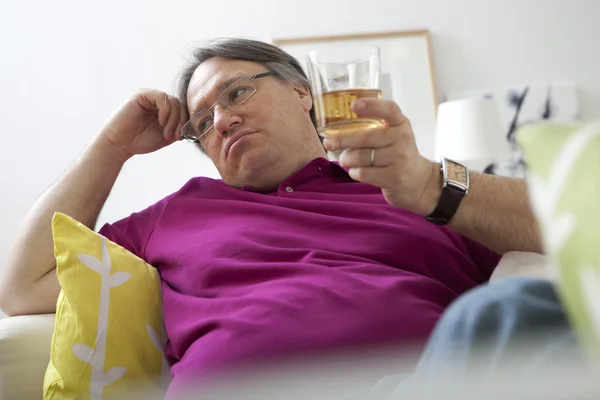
[241,157,352,193]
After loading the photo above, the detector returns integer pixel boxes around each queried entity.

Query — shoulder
[97,175,221,257]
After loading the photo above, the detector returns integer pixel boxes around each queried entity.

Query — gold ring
[370,148,376,166]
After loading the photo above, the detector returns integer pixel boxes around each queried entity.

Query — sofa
[0,251,552,399]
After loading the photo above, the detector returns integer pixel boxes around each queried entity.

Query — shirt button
[285,186,294,193]
[318,166,322,172]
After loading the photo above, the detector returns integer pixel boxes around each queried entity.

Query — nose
[212,104,242,137]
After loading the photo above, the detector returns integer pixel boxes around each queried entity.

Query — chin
[231,150,285,188]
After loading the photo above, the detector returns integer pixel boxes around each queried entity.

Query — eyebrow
[190,72,246,116]
[217,73,246,93]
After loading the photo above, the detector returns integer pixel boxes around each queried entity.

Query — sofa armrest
[0,314,56,400]
[491,251,554,282]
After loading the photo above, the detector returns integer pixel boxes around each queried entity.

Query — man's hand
[322,98,441,215]
[98,89,189,158]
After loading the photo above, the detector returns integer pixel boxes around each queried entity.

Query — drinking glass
[306,43,383,137]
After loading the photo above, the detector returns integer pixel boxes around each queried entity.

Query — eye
[229,86,250,102]
[196,116,214,133]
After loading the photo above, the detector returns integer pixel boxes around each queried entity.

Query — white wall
[1,0,599,278]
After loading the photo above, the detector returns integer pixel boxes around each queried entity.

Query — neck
[228,127,328,191]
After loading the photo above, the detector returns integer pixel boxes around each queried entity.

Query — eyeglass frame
[180,71,277,143]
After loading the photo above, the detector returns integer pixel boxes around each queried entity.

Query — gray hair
[177,38,317,142]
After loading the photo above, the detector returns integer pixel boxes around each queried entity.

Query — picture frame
[273,30,439,159]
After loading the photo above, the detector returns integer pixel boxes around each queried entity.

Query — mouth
[225,129,258,156]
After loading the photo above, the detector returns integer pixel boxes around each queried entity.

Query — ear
[293,84,313,113]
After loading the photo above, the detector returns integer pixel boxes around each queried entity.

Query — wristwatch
[425,157,469,225]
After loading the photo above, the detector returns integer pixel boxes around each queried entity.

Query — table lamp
[433,97,511,173]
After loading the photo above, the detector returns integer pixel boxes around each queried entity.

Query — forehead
[186,57,268,113]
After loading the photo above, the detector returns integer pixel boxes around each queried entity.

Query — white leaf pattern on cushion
[76,237,129,399]
[102,367,127,386]
[146,325,162,351]
[146,324,171,389]
[77,254,104,274]
[109,272,131,288]
[72,344,94,363]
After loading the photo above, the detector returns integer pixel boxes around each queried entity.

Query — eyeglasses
[181,71,276,142]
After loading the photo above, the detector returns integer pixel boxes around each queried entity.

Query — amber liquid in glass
[314,88,385,136]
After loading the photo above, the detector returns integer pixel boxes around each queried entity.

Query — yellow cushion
[43,213,168,399]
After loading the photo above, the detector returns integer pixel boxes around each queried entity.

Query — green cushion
[518,121,600,365]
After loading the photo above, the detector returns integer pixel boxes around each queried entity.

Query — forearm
[423,162,543,255]
[0,135,131,315]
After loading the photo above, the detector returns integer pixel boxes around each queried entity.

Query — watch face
[446,159,468,187]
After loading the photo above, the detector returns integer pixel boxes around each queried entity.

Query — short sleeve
[461,235,502,279]
[97,194,174,261]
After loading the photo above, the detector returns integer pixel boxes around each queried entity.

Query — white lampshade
[434,98,510,166]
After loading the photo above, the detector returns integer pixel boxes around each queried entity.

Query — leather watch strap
[425,184,465,225]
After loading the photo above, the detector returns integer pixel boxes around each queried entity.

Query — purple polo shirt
[99,157,500,397]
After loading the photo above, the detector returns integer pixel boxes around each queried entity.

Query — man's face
[186,57,324,189]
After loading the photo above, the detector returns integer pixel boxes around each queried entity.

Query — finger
[163,96,180,138]
[347,165,395,189]
[176,99,189,141]
[338,145,397,169]
[167,99,184,143]
[351,98,408,127]
[155,92,170,127]
[322,123,392,152]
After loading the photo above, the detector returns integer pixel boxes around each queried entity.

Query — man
[0,38,582,398]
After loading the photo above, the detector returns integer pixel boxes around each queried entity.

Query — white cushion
[491,251,554,282]
[0,314,56,400]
